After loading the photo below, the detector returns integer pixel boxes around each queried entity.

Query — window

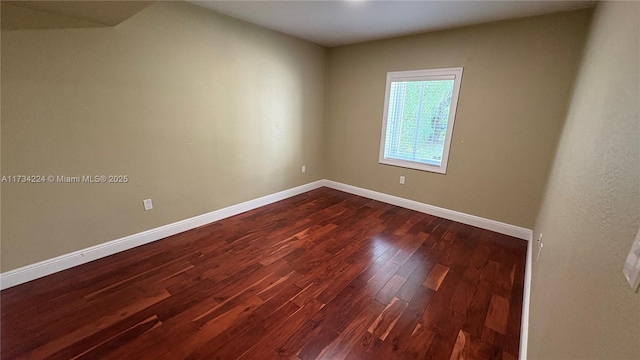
[379,67,463,174]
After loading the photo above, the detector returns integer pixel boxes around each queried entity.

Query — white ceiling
[190,0,595,47]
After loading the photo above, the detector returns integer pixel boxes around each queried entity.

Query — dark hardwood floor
[0,187,527,360]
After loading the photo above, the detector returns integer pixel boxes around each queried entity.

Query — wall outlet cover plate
[623,228,640,291]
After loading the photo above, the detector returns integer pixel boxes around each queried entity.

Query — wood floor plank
[237,298,324,360]
[371,285,436,359]
[464,279,495,338]
[486,294,510,334]
[317,300,385,360]
[374,274,407,305]
[367,297,408,341]
[297,325,340,360]
[21,289,171,360]
[423,263,450,291]
[0,187,527,360]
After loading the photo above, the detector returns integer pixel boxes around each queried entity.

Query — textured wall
[323,10,592,229]
[528,2,640,359]
[1,1,327,271]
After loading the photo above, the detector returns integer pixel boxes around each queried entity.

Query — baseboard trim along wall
[0,180,325,290]
[323,180,533,241]
[1,179,533,290]
[519,237,533,360]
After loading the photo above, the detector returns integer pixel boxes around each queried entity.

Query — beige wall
[324,10,592,229]
[4,3,638,356]
[0,1,327,271]
[528,2,640,359]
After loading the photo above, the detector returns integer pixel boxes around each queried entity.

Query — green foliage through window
[384,80,455,167]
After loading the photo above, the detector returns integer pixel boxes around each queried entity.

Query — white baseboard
[0,180,325,290]
[322,180,533,241]
[1,179,533,292]
[519,235,533,359]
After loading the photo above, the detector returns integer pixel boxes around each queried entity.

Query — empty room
[1,0,638,359]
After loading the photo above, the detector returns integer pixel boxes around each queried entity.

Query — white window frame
[378,67,463,174]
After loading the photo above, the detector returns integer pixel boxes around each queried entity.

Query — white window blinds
[379,68,463,174]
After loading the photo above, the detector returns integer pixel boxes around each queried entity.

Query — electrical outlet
[623,228,640,291]
[399,176,405,184]
[301,165,306,173]
[536,233,543,261]
[143,199,153,211]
